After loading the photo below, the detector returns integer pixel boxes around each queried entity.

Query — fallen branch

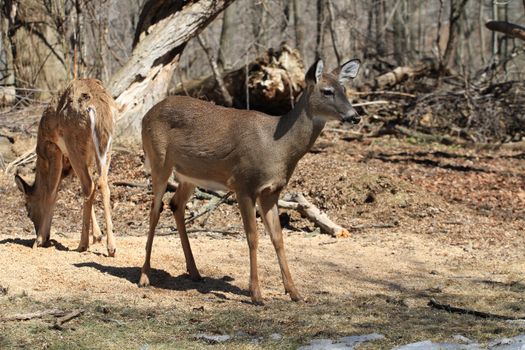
[280,193,349,237]
[428,299,525,320]
[185,192,233,225]
[352,100,391,107]
[486,21,525,41]
[52,309,84,330]
[1,309,66,322]
[4,146,36,174]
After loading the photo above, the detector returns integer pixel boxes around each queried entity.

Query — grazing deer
[15,79,117,257]
[140,59,360,303]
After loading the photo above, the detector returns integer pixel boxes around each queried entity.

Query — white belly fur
[175,172,229,192]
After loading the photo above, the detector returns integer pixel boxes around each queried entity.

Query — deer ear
[15,174,31,195]
[332,59,361,85]
[305,59,324,84]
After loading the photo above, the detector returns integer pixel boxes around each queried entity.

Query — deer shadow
[0,238,70,251]
[73,262,249,299]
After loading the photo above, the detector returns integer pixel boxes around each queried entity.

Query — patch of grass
[1,292,524,349]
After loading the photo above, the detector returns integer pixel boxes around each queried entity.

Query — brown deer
[140,59,360,303]
[15,79,117,257]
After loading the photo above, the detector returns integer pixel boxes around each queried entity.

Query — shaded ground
[0,107,524,349]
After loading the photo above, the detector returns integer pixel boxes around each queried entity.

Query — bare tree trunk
[479,0,486,66]
[108,0,234,142]
[315,0,326,61]
[374,0,386,57]
[327,0,341,66]
[292,0,304,54]
[218,5,235,70]
[440,0,469,75]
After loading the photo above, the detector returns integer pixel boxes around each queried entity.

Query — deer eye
[321,88,335,96]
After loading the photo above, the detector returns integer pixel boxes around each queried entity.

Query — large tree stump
[172,44,305,116]
[108,0,235,142]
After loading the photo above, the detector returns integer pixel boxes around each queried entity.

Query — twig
[52,309,84,330]
[350,90,417,98]
[113,181,148,188]
[351,223,397,230]
[428,299,525,320]
[352,100,391,107]
[1,309,66,322]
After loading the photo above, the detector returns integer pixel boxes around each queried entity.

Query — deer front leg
[33,143,64,249]
[169,182,201,280]
[91,207,103,243]
[237,193,263,304]
[139,173,169,287]
[258,191,302,302]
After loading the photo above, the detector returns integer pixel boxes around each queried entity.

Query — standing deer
[15,79,117,257]
[140,59,360,303]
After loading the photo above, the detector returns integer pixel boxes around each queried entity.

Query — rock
[393,340,481,349]
[488,334,525,350]
[298,333,384,349]
[270,333,283,341]
[195,333,231,344]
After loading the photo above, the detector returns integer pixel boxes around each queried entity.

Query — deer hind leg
[237,192,263,304]
[67,150,95,252]
[139,164,171,287]
[258,191,302,302]
[169,181,201,280]
[98,154,116,257]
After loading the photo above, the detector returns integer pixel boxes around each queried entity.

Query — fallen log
[374,58,437,89]
[172,44,305,115]
[280,193,349,238]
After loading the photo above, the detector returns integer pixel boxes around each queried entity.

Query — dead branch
[51,309,84,329]
[428,299,525,320]
[486,21,525,41]
[1,309,66,322]
[280,193,349,237]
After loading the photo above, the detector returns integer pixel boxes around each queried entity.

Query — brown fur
[139,60,361,303]
[15,79,117,256]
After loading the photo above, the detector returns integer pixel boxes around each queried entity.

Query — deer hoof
[138,273,150,287]
[75,245,88,253]
[107,248,116,258]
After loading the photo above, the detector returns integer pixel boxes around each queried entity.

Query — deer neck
[274,89,326,166]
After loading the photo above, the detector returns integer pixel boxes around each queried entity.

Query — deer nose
[342,109,360,124]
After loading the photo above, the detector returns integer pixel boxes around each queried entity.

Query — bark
[108,0,235,142]
[172,44,305,116]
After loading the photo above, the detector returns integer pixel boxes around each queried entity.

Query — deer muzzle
[342,109,361,124]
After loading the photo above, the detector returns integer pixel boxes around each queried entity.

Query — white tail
[139,59,361,303]
[88,106,112,171]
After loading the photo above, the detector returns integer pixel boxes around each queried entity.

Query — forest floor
[0,107,524,349]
